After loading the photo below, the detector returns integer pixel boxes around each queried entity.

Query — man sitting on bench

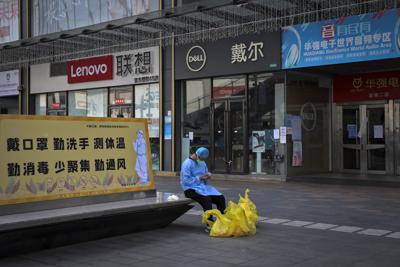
[180,147,226,232]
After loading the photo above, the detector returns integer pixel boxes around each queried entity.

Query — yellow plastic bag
[201,189,258,237]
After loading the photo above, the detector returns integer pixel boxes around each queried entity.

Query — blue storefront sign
[282,9,400,69]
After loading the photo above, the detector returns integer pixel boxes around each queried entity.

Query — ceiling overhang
[0,0,394,70]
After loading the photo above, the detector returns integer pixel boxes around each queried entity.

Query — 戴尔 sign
[334,71,400,102]
[175,32,281,79]
[0,115,154,205]
[0,69,19,96]
[282,8,400,69]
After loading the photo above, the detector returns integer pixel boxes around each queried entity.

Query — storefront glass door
[211,99,246,173]
[338,104,387,174]
[109,106,133,118]
[394,101,400,175]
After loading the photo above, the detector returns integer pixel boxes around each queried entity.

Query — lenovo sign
[68,55,113,84]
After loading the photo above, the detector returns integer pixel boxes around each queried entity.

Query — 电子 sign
[0,115,154,205]
[282,8,400,69]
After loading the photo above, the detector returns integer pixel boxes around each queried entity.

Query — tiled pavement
[0,177,399,267]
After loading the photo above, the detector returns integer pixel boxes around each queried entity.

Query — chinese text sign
[0,115,154,205]
[282,8,400,68]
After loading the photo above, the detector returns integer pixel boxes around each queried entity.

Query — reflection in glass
[35,94,47,115]
[68,91,87,116]
[342,108,359,144]
[213,102,226,172]
[110,86,133,105]
[343,148,360,169]
[0,0,19,43]
[368,148,385,170]
[135,83,160,171]
[135,83,160,138]
[367,107,385,145]
[47,92,66,116]
[286,73,330,175]
[248,73,282,174]
[110,107,133,118]
[87,89,108,117]
[32,0,159,36]
[182,79,211,163]
[213,76,246,98]
[230,101,244,172]
[69,89,108,117]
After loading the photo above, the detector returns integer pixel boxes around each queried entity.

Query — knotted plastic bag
[201,189,258,237]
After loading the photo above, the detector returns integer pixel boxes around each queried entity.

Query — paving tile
[263,218,291,224]
[386,232,400,239]
[358,229,392,236]
[330,226,363,233]
[257,216,269,221]
[305,223,338,230]
[283,220,314,227]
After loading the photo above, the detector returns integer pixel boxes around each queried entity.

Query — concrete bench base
[0,192,193,257]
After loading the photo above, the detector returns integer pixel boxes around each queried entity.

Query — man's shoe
[204,224,211,233]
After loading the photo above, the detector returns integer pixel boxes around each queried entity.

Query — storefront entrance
[335,103,389,175]
[394,101,400,175]
[211,98,247,173]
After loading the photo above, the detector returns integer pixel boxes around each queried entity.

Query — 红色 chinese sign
[334,71,400,102]
[175,32,281,79]
[282,8,400,69]
[0,115,154,205]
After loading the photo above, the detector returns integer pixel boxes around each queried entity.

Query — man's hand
[200,174,209,180]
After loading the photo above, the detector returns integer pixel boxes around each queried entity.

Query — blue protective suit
[180,158,221,196]
[133,131,148,184]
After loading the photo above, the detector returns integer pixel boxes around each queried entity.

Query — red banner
[334,71,400,102]
[68,55,113,84]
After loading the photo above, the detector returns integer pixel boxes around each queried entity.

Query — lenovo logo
[68,55,113,84]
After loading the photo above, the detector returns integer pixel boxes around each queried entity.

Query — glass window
[32,0,160,36]
[68,91,87,116]
[110,86,133,105]
[286,73,331,175]
[248,73,284,175]
[88,88,108,117]
[213,76,246,98]
[0,0,19,44]
[35,94,47,115]
[68,89,108,117]
[135,83,160,137]
[182,79,211,162]
[47,92,66,115]
[135,83,160,170]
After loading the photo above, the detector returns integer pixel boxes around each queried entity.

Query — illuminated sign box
[0,115,154,205]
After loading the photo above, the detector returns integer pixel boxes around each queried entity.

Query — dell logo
[186,46,206,72]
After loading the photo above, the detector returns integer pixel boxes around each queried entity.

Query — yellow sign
[0,115,154,205]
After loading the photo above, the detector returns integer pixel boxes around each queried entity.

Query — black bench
[0,190,193,257]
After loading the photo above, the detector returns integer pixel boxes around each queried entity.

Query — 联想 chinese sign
[0,115,154,205]
[334,71,400,102]
[114,46,159,84]
[282,8,400,69]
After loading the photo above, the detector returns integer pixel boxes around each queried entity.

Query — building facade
[1,0,400,178]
